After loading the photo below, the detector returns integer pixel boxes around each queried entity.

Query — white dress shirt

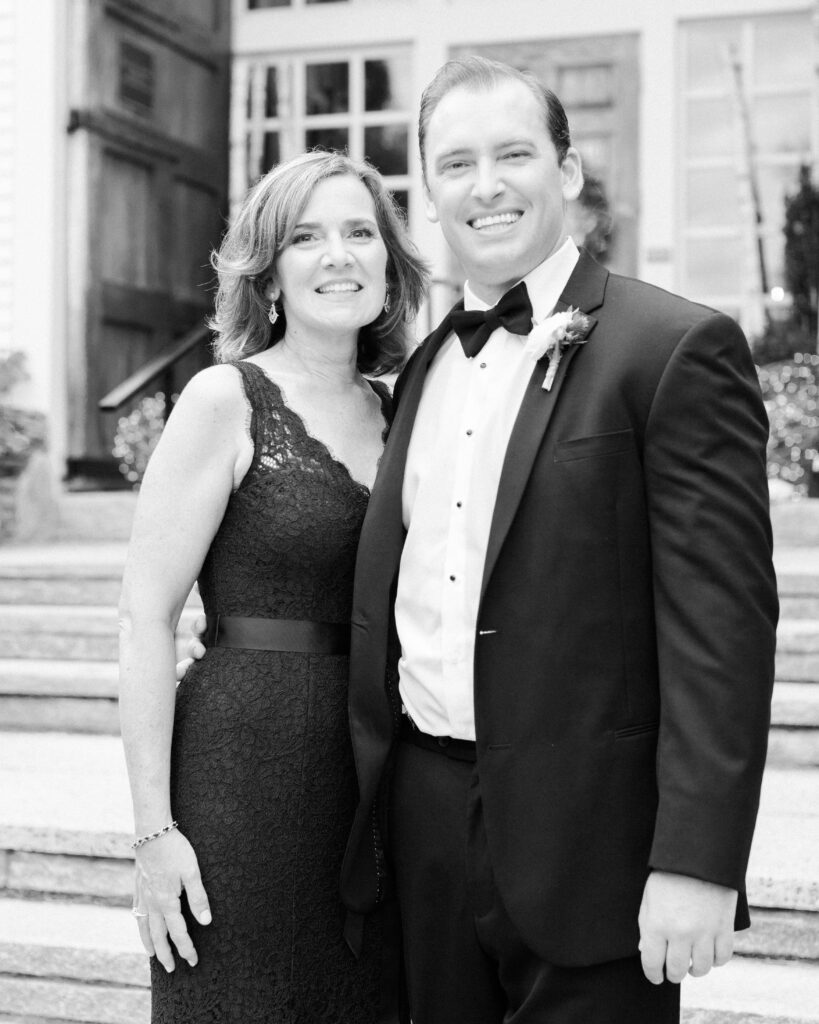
[395,238,580,740]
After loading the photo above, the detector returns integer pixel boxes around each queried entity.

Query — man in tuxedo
[340,56,778,1023]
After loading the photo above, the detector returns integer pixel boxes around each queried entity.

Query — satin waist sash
[204,615,350,655]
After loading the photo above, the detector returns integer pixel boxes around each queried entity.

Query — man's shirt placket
[440,352,492,736]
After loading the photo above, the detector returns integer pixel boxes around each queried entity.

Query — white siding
[0,0,13,358]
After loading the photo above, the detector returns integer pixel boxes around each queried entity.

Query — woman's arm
[118,364,252,971]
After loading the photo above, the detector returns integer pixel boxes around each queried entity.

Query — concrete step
[4,768,812,915]
[776,621,819,655]
[0,570,203,609]
[767,683,819,768]
[0,733,133,839]
[774,629,819,694]
[0,605,201,663]
[0,661,120,735]
[779,594,819,620]
[772,684,819,728]
[0,732,131,908]
[55,492,137,543]
[777,572,819,596]
[766,730,819,769]
[681,957,819,1023]
[0,972,148,1023]
[0,606,120,661]
[744,768,819,959]
[0,899,144,979]
[776,652,819,684]
[0,847,132,904]
[771,503,819,548]
[0,660,118,698]
[0,898,149,1024]
[0,805,133,902]
[0,662,119,733]
[778,569,819,623]
[736,910,819,961]
[0,731,135,909]
[1,736,816,922]
[0,542,127,606]
[0,569,123,607]
[0,696,119,734]
[0,742,813,1022]
[0,543,129,573]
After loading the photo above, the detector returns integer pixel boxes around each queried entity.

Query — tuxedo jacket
[341,250,778,966]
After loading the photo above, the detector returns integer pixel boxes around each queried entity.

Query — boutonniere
[522,307,593,391]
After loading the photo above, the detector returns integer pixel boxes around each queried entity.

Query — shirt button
[449,574,456,581]
[466,429,473,436]
[456,501,463,508]
[480,362,487,369]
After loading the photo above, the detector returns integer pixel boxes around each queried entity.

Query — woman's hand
[133,829,212,972]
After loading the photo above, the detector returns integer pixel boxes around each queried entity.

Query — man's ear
[423,184,439,224]
[560,147,584,203]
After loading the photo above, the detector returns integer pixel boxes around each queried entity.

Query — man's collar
[463,237,580,320]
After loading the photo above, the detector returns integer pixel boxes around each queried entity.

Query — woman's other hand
[134,829,212,972]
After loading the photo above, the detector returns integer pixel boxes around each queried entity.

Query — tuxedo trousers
[390,726,681,1024]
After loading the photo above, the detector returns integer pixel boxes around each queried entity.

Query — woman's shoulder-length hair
[208,150,429,375]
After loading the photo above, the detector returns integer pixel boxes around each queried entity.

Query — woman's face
[272,174,389,344]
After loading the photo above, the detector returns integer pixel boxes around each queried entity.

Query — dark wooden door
[66,0,230,485]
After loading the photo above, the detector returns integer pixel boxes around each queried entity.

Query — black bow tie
[450,281,534,358]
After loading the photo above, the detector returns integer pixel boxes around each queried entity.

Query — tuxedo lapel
[479,251,608,605]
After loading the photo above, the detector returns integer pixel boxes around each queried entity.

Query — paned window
[558,65,613,108]
[679,13,817,325]
[233,50,412,218]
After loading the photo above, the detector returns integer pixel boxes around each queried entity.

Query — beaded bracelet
[131,820,179,849]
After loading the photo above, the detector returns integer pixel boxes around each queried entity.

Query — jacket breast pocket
[554,428,635,463]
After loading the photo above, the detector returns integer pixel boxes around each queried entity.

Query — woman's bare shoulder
[172,363,249,418]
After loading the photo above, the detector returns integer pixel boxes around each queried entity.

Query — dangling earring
[268,302,279,326]
[383,290,391,315]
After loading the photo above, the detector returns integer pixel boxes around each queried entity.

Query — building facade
[1,0,817,498]
[1,0,230,493]
[231,0,819,332]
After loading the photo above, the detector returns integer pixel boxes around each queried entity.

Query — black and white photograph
[0,1,817,1022]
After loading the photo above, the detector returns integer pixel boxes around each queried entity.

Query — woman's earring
[383,290,391,315]
[268,302,279,326]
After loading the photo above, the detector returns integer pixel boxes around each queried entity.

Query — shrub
[784,165,819,340]
[0,351,47,461]
[112,392,169,487]
[753,319,815,366]
[758,354,819,492]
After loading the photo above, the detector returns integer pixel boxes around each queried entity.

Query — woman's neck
[273,332,360,388]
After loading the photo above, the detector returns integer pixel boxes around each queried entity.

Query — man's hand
[638,870,737,985]
[175,614,207,681]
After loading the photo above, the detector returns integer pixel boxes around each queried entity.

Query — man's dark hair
[418,56,572,179]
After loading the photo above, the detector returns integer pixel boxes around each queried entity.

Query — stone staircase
[0,497,816,1022]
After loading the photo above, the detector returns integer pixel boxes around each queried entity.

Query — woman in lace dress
[118,151,427,1023]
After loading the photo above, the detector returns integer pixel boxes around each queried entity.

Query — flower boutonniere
[522,307,593,391]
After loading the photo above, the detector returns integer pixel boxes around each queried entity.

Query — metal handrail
[98,279,460,413]
[98,322,210,412]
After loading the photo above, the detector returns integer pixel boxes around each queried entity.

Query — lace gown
[150,361,391,1023]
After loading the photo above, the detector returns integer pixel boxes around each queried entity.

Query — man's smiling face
[422,78,582,305]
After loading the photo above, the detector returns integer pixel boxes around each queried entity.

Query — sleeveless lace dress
[150,360,391,1023]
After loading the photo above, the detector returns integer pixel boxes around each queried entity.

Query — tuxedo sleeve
[643,311,777,891]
